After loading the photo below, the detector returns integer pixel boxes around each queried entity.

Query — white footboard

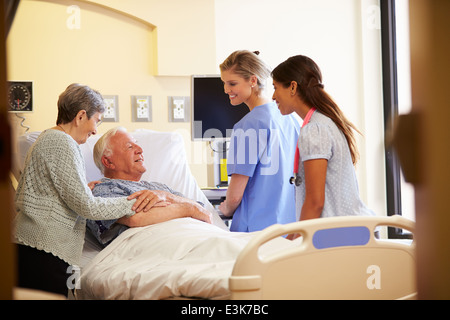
[229,215,415,300]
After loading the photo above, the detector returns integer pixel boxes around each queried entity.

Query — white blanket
[77,218,285,300]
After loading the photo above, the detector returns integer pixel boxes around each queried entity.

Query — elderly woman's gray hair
[93,126,128,174]
[56,83,105,125]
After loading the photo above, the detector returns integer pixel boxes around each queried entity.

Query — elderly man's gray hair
[93,126,128,174]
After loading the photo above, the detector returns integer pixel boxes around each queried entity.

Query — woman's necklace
[57,125,67,133]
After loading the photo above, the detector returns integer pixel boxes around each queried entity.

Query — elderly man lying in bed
[86,127,212,246]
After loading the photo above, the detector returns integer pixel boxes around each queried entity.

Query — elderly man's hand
[189,205,212,224]
[126,189,213,225]
[119,190,213,227]
[128,190,172,213]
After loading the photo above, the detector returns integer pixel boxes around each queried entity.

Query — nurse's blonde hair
[219,50,271,94]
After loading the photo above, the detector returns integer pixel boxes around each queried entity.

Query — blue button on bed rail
[312,226,371,249]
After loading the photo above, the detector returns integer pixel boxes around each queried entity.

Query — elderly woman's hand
[87,180,102,191]
[128,190,171,213]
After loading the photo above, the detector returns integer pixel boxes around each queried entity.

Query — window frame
[380,0,412,239]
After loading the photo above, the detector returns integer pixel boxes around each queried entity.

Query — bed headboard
[16,129,227,230]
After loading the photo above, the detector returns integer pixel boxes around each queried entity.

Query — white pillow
[17,129,227,230]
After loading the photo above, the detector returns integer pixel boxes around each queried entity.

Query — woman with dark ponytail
[272,55,374,233]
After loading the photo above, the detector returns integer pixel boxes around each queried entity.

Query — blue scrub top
[227,102,300,232]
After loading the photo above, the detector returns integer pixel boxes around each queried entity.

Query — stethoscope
[289,174,302,187]
[289,107,316,187]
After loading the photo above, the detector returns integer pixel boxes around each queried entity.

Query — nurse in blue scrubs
[218,50,300,232]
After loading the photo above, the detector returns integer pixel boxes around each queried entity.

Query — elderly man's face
[106,131,146,181]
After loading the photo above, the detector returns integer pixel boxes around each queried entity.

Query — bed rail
[229,215,416,300]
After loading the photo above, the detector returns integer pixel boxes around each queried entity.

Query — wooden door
[408,0,450,299]
[0,2,15,300]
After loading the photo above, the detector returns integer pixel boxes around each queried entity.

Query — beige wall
[7,0,387,215]
[7,0,216,187]
[214,0,387,219]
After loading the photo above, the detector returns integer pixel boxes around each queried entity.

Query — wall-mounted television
[191,75,249,141]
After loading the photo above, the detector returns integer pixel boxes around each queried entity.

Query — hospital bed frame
[14,130,416,300]
[230,215,416,300]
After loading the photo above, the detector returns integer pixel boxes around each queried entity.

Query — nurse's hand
[220,174,248,217]
[218,200,233,217]
[286,233,302,241]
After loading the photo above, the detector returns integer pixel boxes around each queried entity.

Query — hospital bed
[15,129,416,300]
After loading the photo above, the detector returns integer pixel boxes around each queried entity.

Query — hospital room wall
[7,0,216,187]
[7,0,386,219]
[214,0,387,219]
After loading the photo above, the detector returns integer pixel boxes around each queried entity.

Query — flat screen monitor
[191,75,249,141]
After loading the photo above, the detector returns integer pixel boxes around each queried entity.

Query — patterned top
[86,178,183,246]
[14,129,136,266]
[295,111,374,219]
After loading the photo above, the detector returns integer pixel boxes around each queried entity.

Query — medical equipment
[191,75,249,141]
[290,107,316,186]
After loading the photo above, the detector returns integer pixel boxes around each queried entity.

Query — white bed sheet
[76,218,296,300]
